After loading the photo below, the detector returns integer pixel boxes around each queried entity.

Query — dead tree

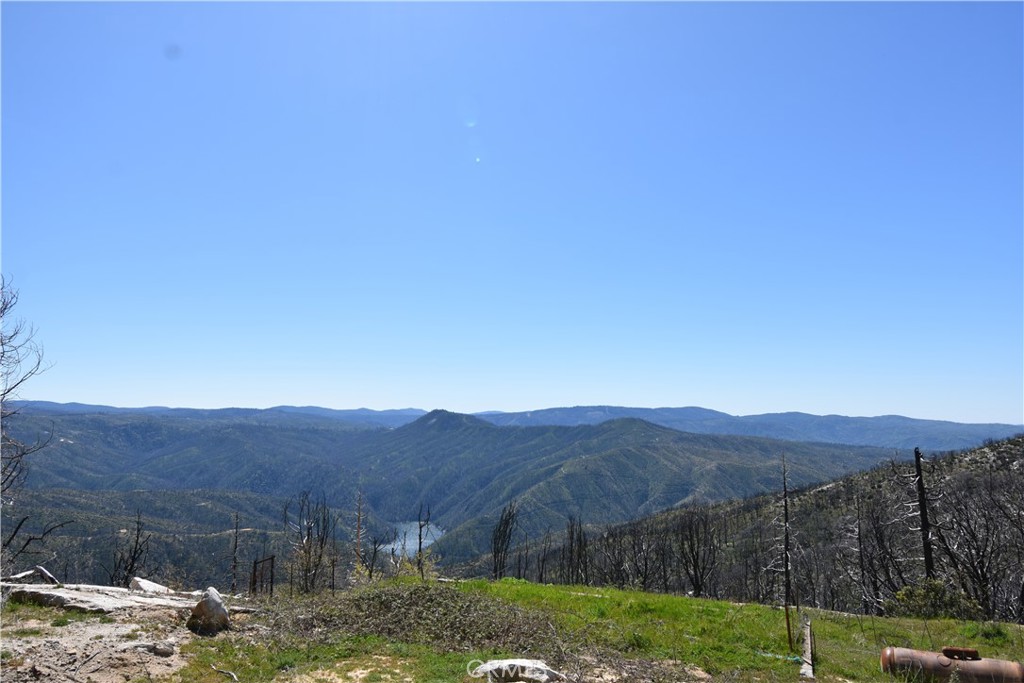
[536,529,553,583]
[415,503,431,580]
[284,491,338,593]
[594,525,630,588]
[2,517,74,566]
[625,518,657,590]
[389,528,410,575]
[102,511,151,588]
[1,278,49,502]
[912,447,936,579]
[988,470,1024,622]
[230,512,240,593]
[864,491,914,600]
[676,504,720,598]
[846,495,877,615]
[781,454,794,651]
[491,499,518,580]
[933,472,1009,620]
[0,279,62,572]
[890,448,941,582]
[514,534,530,580]
[559,517,590,585]
[359,529,394,581]
[354,491,364,571]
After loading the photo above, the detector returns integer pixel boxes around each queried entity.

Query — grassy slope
[466,580,1024,680]
[168,579,1024,683]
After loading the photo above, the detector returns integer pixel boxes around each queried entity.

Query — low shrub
[884,580,982,621]
[266,580,560,657]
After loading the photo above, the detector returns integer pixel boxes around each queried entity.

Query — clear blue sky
[3,2,1022,424]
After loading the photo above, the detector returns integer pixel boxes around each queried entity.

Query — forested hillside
[479,406,1022,450]
[511,436,1024,623]
[3,406,913,584]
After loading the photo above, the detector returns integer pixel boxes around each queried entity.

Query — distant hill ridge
[16,401,1021,450]
[9,404,911,565]
[7,401,1020,584]
[474,405,1022,450]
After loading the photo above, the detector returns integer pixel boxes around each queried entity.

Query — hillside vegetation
[4,406,910,583]
[480,405,1022,450]
[516,436,1024,623]
[3,412,1021,682]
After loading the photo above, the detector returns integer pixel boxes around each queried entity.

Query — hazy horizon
[18,398,1024,427]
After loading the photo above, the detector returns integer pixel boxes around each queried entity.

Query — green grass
[179,634,500,683]
[460,578,801,678]
[809,610,1024,681]
[181,634,382,681]
[5,627,44,638]
[170,579,1024,683]
[460,579,1024,681]
[0,649,25,667]
[1,600,100,630]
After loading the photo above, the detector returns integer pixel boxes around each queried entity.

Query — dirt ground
[0,583,209,683]
[1,603,195,683]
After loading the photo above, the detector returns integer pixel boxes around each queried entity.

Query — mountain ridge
[15,400,1020,451]
[7,404,908,568]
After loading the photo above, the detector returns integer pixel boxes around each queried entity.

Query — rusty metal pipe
[881,647,1024,683]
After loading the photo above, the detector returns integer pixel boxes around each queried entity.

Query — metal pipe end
[881,647,897,674]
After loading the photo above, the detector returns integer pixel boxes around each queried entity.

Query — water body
[382,521,444,557]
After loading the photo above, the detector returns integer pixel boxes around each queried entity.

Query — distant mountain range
[473,406,1022,450]
[17,401,1022,450]
[7,401,1019,574]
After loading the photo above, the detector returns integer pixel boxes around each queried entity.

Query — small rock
[140,642,175,657]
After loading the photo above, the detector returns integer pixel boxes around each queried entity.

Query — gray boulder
[186,587,230,635]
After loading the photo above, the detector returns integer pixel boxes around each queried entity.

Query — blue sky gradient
[3,2,1022,423]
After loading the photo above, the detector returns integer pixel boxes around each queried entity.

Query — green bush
[885,580,982,620]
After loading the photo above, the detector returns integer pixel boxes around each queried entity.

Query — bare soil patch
[1,605,193,683]
[0,583,235,683]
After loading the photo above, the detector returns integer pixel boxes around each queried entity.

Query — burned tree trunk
[913,447,936,580]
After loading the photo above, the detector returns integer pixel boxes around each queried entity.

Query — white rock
[3,584,196,613]
[471,659,566,683]
[129,577,172,594]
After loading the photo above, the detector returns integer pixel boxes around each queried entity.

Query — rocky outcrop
[2,583,198,613]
